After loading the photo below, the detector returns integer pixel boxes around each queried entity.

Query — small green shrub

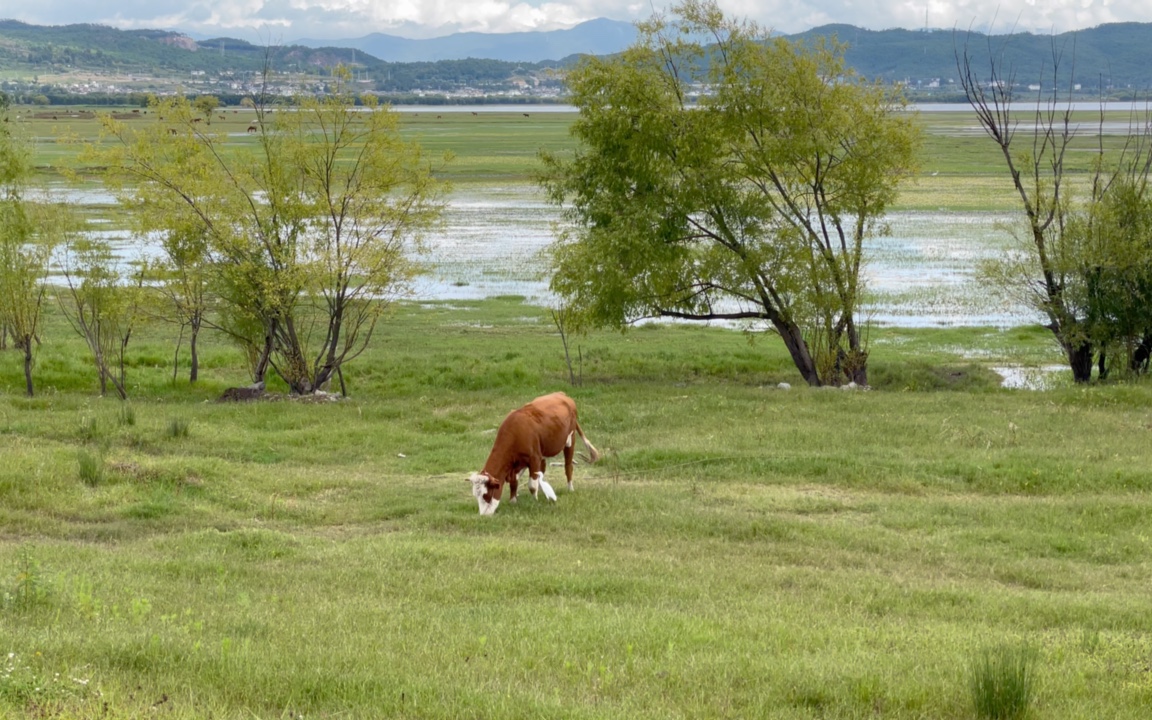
[3,548,50,612]
[969,643,1038,720]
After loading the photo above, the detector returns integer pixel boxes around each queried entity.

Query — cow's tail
[576,422,600,464]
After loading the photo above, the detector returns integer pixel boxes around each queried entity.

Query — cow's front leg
[527,456,546,501]
[508,473,519,503]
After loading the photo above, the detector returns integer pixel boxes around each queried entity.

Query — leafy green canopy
[539,0,920,386]
[93,67,446,395]
[0,92,76,397]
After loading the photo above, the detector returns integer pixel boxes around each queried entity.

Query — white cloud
[2,0,1150,41]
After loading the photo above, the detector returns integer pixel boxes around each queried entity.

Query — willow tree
[539,0,919,386]
[96,66,446,394]
[0,94,74,397]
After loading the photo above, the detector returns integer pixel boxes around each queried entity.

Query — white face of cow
[469,473,500,515]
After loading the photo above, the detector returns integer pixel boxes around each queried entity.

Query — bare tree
[957,31,1152,382]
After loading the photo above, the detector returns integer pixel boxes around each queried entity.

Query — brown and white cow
[468,392,599,515]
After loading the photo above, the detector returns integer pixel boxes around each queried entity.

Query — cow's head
[468,472,502,515]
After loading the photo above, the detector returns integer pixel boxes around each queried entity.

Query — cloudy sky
[2,0,1150,41]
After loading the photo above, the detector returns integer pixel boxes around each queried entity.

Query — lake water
[413,189,1038,329]
[49,184,1037,328]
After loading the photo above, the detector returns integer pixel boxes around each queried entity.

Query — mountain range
[292,18,638,63]
[3,18,1152,96]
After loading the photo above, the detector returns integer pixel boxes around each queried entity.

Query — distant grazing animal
[522,113,530,117]
[247,125,258,133]
[468,392,599,515]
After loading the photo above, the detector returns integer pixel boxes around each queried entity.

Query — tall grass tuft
[77,450,105,487]
[969,643,1038,720]
[78,415,100,442]
[166,417,191,439]
[118,403,137,426]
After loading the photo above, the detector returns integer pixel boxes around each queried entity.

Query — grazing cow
[247,125,258,133]
[468,392,599,515]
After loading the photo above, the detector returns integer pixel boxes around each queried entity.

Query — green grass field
[15,103,1143,193]
[2,104,1151,719]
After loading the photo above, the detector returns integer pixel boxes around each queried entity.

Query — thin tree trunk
[839,319,869,386]
[253,324,274,384]
[279,317,312,394]
[189,314,201,383]
[172,323,184,384]
[96,347,108,396]
[316,306,344,391]
[22,339,33,397]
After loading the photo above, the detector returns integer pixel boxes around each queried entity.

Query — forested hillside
[0,20,564,98]
[2,19,1152,101]
[802,22,1152,92]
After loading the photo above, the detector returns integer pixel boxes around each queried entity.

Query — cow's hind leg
[564,431,576,492]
